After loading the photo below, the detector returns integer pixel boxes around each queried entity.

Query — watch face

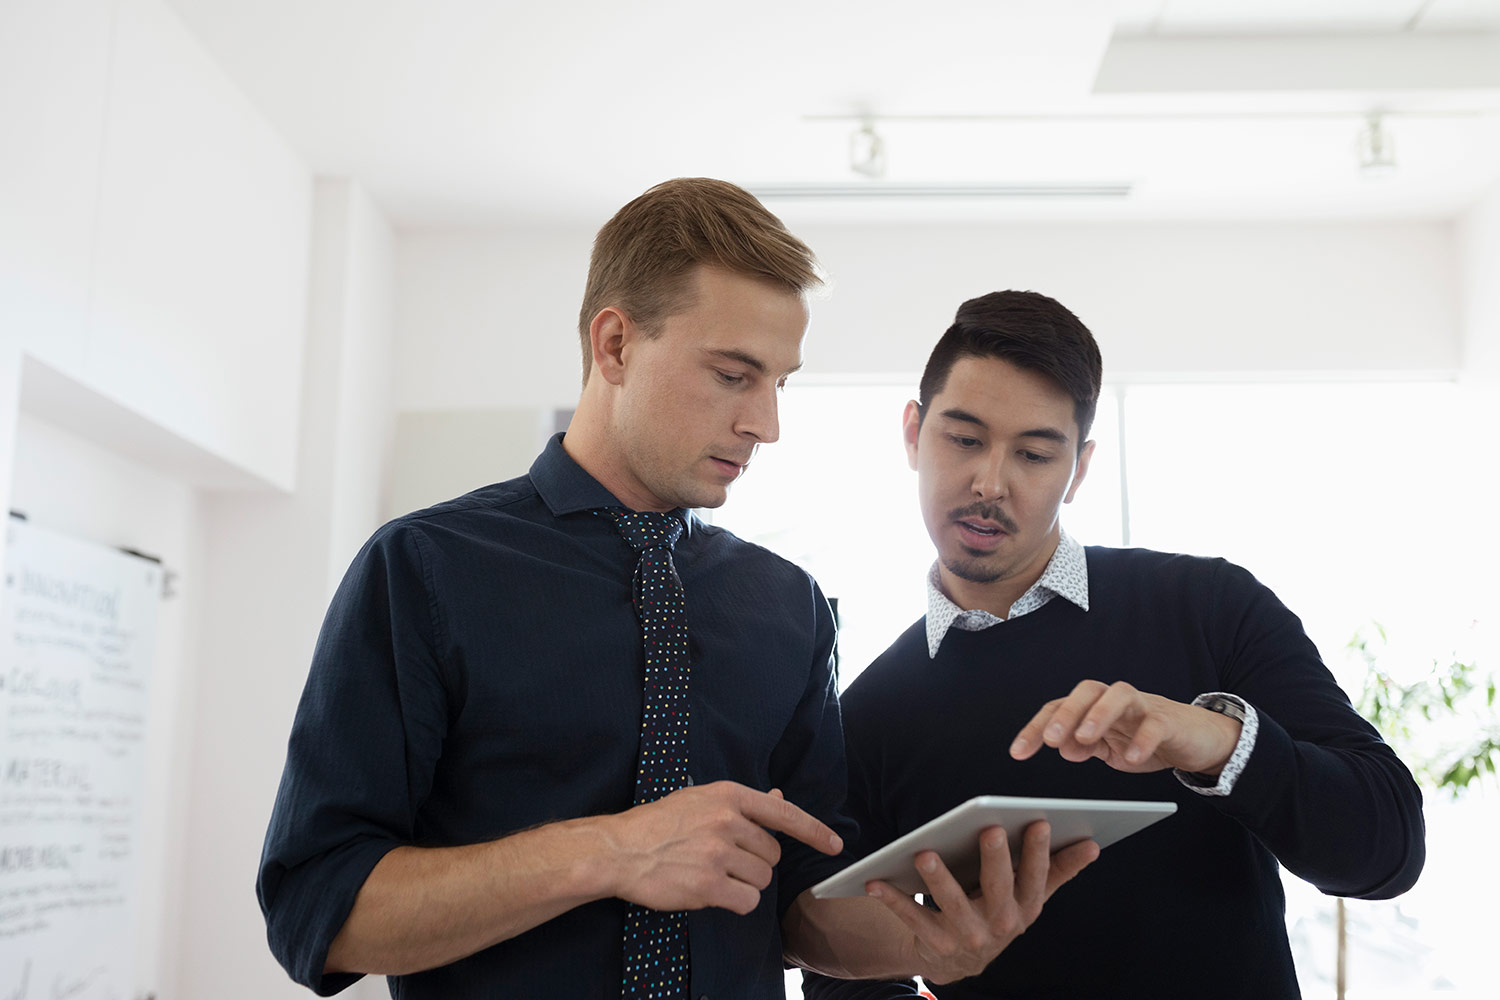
[1205,696,1246,722]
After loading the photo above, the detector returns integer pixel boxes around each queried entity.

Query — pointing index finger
[1011,700,1063,759]
[743,789,843,855]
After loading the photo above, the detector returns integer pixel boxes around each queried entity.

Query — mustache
[949,501,1019,535]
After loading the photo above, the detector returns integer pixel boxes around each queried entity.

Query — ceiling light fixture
[849,119,886,179]
[1356,112,1397,178]
[752,182,1133,200]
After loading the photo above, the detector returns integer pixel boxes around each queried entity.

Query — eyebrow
[937,407,1072,445]
[704,348,803,378]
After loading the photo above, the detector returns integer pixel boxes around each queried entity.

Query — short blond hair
[577,178,821,383]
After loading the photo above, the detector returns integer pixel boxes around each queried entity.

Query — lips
[948,501,1018,551]
[709,456,748,479]
[949,502,1019,536]
[956,519,1009,549]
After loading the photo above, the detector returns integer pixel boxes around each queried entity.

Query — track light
[849,120,886,179]
[1356,112,1396,178]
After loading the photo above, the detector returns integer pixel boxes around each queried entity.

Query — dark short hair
[917,290,1103,447]
[577,178,821,385]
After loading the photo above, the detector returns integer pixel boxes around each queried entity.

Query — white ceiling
[164,0,1500,228]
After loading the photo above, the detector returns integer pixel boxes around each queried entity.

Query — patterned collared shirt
[920,530,1257,797]
[924,530,1090,659]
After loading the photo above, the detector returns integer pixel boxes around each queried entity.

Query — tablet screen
[811,795,1177,899]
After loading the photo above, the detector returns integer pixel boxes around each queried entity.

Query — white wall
[797,220,1460,380]
[182,178,396,1000]
[320,183,399,593]
[1459,179,1500,382]
[395,228,593,412]
[0,0,311,494]
[0,3,396,999]
[392,219,1461,423]
[387,408,555,520]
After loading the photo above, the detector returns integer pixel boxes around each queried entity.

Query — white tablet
[810,795,1177,899]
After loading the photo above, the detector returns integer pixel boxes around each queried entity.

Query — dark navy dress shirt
[257,434,854,999]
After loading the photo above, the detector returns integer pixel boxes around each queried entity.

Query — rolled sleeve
[257,524,454,992]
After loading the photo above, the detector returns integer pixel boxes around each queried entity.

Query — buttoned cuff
[1173,692,1258,797]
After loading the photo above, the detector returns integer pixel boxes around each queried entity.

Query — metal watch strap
[1199,693,1248,724]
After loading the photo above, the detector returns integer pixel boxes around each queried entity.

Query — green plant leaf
[1346,622,1496,797]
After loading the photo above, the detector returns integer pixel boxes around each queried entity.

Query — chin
[673,483,728,511]
[943,556,1009,585]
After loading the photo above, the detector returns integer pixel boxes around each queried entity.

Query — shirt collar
[530,432,694,534]
[924,530,1089,658]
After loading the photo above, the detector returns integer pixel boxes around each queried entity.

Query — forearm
[326,780,845,975]
[782,893,917,981]
[325,816,614,975]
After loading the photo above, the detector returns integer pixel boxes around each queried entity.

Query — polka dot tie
[597,509,691,1000]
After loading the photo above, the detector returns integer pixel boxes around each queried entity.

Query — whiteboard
[0,518,160,1000]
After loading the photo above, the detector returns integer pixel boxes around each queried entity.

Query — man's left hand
[865,821,1098,985]
[1009,680,1241,776]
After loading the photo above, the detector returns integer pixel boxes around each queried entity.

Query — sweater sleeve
[1204,559,1425,899]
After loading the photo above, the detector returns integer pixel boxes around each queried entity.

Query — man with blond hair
[258,180,1096,999]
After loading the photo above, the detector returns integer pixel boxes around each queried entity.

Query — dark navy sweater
[805,547,1424,1000]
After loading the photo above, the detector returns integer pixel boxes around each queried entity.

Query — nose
[736,383,781,444]
[972,452,1009,500]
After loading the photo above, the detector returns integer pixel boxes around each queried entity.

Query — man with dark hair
[804,290,1425,999]
[257,189,1096,999]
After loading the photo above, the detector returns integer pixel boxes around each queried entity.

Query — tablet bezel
[810,795,1178,899]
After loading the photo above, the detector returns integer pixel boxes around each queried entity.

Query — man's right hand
[325,781,840,977]
[596,781,843,915]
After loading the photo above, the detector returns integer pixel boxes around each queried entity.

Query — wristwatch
[1197,693,1248,724]
[1177,694,1249,788]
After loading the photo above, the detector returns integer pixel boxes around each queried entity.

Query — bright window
[1121,381,1495,999]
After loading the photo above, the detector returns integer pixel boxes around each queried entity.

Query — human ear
[1064,439,1096,504]
[902,400,922,471]
[589,307,631,387]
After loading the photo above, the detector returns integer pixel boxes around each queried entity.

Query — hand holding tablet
[829,802,1107,985]
[811,795,1176,899]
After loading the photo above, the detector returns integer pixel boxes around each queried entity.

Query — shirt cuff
[1173,692,1258,797]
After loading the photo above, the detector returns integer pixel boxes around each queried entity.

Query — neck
[562,385,671,512]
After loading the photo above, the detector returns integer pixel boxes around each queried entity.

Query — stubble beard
[943,551,1011,585]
